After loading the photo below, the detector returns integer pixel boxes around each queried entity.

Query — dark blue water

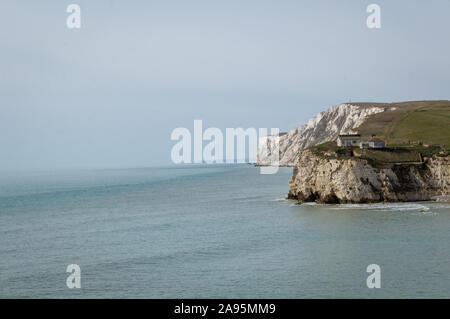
[0,165,449,298]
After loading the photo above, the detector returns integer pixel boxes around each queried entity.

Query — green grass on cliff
[387,109,450,147]
[310,141,446,167]
[353,148,421,163]
[356,100,450,148]
[308,100,449,165]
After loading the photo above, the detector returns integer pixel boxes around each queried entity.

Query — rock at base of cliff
[288,150,450,204]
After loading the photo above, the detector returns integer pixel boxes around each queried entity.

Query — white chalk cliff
[287,150,450,204]
[257,103,386,166]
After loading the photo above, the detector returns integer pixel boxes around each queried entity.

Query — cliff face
[288,150,450,204]
[257,103,386,166]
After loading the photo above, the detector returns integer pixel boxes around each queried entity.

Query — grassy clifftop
[355,100,450,148]
[305,100,449,167]
[309,141,447,168]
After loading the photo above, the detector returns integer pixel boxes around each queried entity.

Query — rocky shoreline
[431,195,450,203]
[287,150,450,204]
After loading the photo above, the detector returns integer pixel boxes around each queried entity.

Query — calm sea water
[0,165,449,298]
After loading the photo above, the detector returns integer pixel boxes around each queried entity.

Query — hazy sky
[1,0,449,171]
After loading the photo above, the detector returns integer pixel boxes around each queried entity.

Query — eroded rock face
[257,103,385,166]
[288,150,450,203]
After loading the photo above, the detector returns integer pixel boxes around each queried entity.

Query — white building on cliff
[337,133,386,149]
[337,134,361,147]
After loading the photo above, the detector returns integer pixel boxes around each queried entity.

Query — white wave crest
[329,202,431,212]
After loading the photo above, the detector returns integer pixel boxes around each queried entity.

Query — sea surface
[0,165,449,298]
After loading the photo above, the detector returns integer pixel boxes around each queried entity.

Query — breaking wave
[329,202,432,212]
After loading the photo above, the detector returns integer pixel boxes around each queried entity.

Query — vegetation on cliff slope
[309,141,447,168]
[355,100,450,148]
[307,100,450,165]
